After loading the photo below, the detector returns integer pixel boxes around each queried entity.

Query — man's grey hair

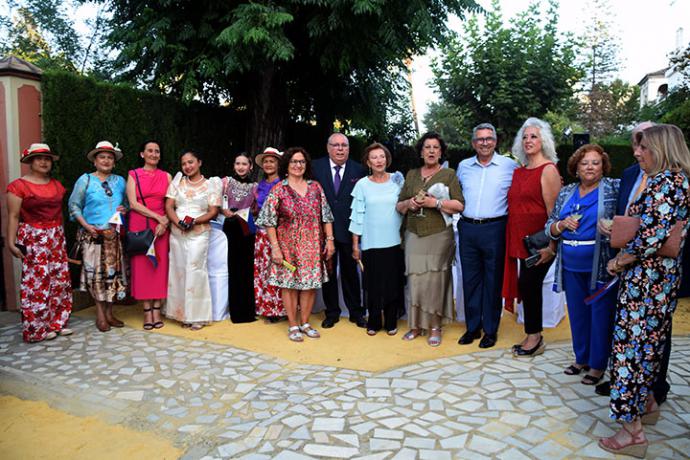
[511,117,558,165]
[632,121,656,136]
[472,123,497,141]
[327,132,349,145]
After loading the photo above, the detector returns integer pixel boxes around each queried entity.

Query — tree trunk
[246,64,288,156]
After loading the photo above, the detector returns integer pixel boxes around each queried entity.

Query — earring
[368,167,372,175]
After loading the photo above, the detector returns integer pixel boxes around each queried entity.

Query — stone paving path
[1,317,689,459]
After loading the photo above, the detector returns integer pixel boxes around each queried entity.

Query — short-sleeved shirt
[68,173,127,229]
[7,178,65,228]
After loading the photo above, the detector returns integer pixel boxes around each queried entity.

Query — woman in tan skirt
[397,132,464,346]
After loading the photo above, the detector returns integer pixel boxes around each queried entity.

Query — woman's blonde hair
[636,124,690,176]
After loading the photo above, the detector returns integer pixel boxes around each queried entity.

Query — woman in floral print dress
[599,124,690,458]
[256,147,335,342]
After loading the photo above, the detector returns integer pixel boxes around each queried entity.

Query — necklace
[188,175,205,185]
[421,165,441,181]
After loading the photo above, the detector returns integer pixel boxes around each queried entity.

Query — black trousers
[518,258,553,334]
[322,240,364,321]
[223,217,256,323]
[362,246,405,332]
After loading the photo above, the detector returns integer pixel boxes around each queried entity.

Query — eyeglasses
[289,160,307,165]
[474,137,496,144]
[101,181,113,197]
[328,143,349,149]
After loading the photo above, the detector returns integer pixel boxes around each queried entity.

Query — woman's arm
[322,222,335,260]
[352,234,361,261]
[6,193,24,259]
[165,197,183,230]
[266,226,283,265]
[541,164,562,215]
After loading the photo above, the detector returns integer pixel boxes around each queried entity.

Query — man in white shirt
[456,123,518,348]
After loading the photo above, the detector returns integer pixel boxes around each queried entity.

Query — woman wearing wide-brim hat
[6,143,73,342]
[68,140,128,332]
[253,147,286,322]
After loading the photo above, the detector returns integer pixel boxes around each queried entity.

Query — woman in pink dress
[126,140,172,330]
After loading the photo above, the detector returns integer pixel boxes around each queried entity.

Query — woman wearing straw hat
[253,147,286,322]
[68,140,128,332]
[6,143,73,342]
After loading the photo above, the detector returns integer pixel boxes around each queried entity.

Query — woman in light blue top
[350,143,405,335]
[68,141,128,332]
[545,144,619,384]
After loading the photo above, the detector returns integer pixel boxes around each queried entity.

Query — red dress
[7,178,72,342]
[502,163,553,309]
[128,168,170,299]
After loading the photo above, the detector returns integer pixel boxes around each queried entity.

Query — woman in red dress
[503,118,561,357]
[126,140,172,330]
[6,143,73,342]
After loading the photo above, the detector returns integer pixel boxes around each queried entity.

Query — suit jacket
[617,163,640,216]
[312,157,365,243]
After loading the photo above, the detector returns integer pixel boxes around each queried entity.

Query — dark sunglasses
[101,181,113,197]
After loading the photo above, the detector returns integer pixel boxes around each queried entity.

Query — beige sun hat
[87,140,123,162]
[255,147,283,166]
[21,143,59,163]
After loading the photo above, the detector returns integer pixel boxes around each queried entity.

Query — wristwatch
[325,236,335,241]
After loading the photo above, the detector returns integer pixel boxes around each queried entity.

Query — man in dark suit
[596,121,681,407]
[312,133,366,328]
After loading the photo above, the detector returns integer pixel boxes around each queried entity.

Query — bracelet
[555,221,562,233]
[325,236,335,241]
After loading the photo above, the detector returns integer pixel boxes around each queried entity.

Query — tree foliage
[431,0,582,146]
[100,0,480,155]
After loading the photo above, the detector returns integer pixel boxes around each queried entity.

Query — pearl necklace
[187,175,205,185]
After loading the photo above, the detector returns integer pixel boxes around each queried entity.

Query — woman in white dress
[164,150,221,330]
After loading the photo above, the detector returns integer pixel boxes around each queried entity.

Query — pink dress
[128,168,170,299]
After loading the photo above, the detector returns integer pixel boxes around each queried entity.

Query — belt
[562,239,595,247]
[461,215,507,225]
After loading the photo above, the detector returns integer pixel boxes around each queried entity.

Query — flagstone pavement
[1,316,689,459]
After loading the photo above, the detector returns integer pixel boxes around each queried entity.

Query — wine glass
[570,204,582,234]
[414,189,426,217]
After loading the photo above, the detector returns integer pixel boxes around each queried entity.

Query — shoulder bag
[610,215,686,258]
[125,170,155,255]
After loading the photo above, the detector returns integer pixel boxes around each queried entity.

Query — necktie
[334,165,342,194]
[627,173,648,215]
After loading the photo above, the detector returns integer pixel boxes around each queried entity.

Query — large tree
[100,0,479,154]
[431,0,582,145]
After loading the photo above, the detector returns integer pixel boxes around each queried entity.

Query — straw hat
[21,143,59,163]
[255,147,283,166]
[87,140,123,162]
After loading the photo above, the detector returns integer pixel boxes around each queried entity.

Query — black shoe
[513,337,545,357]
[595,380,611,396]
[349,317,367,328]
[478,334,497,349]
[458,329,482,345]
[321,318,339,328]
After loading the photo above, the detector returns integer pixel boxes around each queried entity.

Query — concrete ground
[1,305,689,460]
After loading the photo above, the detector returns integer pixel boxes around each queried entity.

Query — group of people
[6,119,689,458]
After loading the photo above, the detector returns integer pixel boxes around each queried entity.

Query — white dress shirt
[456,152,518,219]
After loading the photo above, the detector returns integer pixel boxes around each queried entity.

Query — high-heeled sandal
[598,424,648,458]
[581,373,604,385]
[151,306,164,329]
[642,398,661,425]
[143,308,154,331]
[427,327,442,347]
[402,329,425,341]
[564,364,589,375]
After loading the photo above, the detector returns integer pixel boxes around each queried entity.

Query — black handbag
[522,230,550,268]
[125,170,155,255]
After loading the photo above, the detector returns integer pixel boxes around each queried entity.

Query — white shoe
[45,331,58,340]
[59,328,74,336]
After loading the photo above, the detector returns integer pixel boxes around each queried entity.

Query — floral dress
[610,170,690,422]
[255,180,334,290]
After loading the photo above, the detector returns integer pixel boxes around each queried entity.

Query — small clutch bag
[523,230,550,268]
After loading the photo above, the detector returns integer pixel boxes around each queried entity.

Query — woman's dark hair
[279,147,312,179]
[231,151,255,182]
[139,140,161,154]
[362,142,392,169]
[179,149,202,162]
[567,143,611,178]
[415,132,447,165]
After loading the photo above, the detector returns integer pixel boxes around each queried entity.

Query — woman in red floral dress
[6,143,73,343]
[256,147,335,342]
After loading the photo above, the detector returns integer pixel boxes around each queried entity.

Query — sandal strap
[300,323,312,331]
[288,326,301,332]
